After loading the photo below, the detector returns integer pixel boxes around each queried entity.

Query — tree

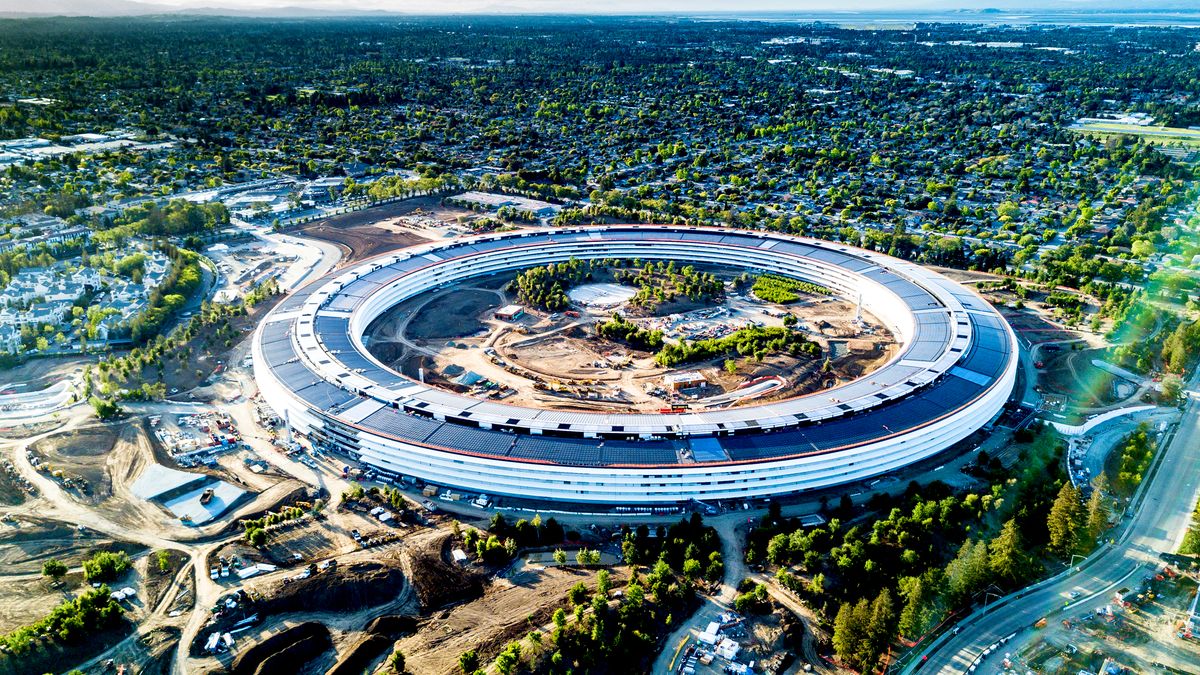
[988,519,1025,584]
[1160,373,1183,402]
[82,551,132,582]
[42,559,68,584]
[597,569,612,595]
[867,589,896,660]
[458,650,479,674]
[553,549,567,565]
[1047,482,1084,557]
[832,598,871,671]
[494,642,522,675]
[568,581,589,606]
[1085,474,1111,543]
[154,550,171,574]
[246,527,267,547]
[897,574,941,639]
[945,539,990,605]
[89,397,122,420]
[389,648,406,673]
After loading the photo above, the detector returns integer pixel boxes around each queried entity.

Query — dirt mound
[216,485,318,537]
[364,614,418,637]
[398,565,607,675]
[367,340,406,365]
[403,533,484,610]
[257,559,406,616]
[324,633,392,675]
[230,622,331,675]
[253,632,332,675]
[31,423,118,458]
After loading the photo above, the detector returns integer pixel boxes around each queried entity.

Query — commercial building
[252,225,1017,504]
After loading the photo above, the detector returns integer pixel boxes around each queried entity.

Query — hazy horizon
[3,0,1200,19]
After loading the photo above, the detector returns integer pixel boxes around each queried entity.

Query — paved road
[908,369,1200,674]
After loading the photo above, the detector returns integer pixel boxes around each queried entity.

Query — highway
[907,367,1200,674]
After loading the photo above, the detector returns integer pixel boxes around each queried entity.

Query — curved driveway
[906,367,1200,674]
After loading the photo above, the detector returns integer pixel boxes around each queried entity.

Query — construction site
[1011,565,1200,674]
[364,268,896,414]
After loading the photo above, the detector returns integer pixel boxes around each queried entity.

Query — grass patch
[751,274,830,304]
[1070,122,1200,146]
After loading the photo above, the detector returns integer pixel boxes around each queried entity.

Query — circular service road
[253,225,1017,504]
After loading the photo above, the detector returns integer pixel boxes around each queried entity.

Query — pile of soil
[404,535,484,610]
[258,560,406,616]
[325,634,393,675]
[364,614,418,637]
[229,622,332,675]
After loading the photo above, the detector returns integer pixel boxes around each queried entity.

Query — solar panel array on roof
[320,332,356,354]
[262,340,294,366]
[924,374,984,407]
[294,381,359,410]
[602,440,679,465]
[314,315,348,335]
[325,292,368,312]
[510,436,603,465]
[361,408,444,443]
[276,278,325,312]
[274,360,317,388]
[261,319,291,345]
[948,289,994,313]
[360,267,404,284]
[469,238,520,253]
[957,314,1012,379]
[805,248,875,272]
[426,424,515,455]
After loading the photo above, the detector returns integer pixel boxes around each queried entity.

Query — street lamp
[1069,554,1086,572]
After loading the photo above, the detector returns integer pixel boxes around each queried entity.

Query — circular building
[253,225,1017,504]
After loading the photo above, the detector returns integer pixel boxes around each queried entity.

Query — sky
[1,0,1190,18]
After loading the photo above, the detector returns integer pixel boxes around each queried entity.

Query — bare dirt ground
[74,626,181,675]
[0,355,89,394]
[686,608,808,675]
[399,530,485,612]
[141,548,189,612]
[0,518,146,636]
[368,280,896,414]
[152,294,285,394]
[29,418,304,543]
[29,422,120,504]
[293,197,463,264]
[403,288,503,341]
[0,514,145,578]
[0,467,27,505]
[397,560,612,675]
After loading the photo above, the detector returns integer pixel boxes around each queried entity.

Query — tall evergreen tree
[989,519,1025,584]
[1047,482,1084,557]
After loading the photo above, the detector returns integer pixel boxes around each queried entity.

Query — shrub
[82,551,131,582]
